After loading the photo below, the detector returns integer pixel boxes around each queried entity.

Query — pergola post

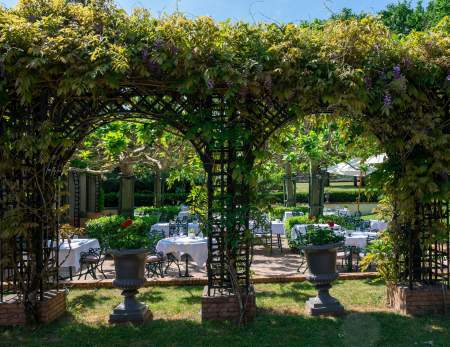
[119,174,135,218]
[309,160,324,217]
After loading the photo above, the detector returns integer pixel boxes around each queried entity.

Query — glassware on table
[188,228,196,238]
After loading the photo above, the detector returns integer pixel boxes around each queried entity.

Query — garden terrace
[0,0,449,324]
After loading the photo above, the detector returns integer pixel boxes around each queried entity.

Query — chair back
[169,222,177,237]
[147,229,165,253]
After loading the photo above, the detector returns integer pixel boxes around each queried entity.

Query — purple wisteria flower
[147,59,160,72]
[364,76,372,89]
[141,48,149,61]
[206,79,214,89]
[373,43,380,51]
[446,74,450,82]
[383,92,392,107]
[393,65,401,79]
[153,38,164,50]
[264,75,272,92]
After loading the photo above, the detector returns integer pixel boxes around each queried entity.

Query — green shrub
[294,226,344,247]
[269,205,309,220]
[135,205,181,222]
[284,215,316,242]
[263,190,379,204]
[284,214,364,249]
[85,215,159,249]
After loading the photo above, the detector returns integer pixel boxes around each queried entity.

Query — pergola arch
[0,1,448,322]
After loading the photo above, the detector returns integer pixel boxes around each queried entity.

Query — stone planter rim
[109,248,149,256]
[301,241,343,251]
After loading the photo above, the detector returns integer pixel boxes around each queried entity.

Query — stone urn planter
[109,248,152,324]
[303,242,344,316]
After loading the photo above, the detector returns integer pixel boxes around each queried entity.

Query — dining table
[51,238,100,280]
[156,236,207,277]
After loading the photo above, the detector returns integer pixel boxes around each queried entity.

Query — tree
[380,0,449,34]
[259,116,380,216]
[73,120,197,212]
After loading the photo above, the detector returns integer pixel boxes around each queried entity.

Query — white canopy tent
[327,154,386,177]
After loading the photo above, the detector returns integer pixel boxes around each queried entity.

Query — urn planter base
[305,283,344,316]
[109,289,152,324]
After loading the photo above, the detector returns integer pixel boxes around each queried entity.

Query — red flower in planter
[121,219,133,228]
[327,221,335,228]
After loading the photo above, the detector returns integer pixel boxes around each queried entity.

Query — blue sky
[1,0,428,23]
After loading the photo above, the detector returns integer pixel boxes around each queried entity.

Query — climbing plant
[0,0,448,322]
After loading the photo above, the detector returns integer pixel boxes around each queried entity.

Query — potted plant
[298,226,345,316]
[105,218,153,324]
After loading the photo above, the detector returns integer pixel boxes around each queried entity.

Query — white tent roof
[327,154,386,177]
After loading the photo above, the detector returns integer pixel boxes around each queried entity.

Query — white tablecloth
[323,208,350,216]
[156,236,208,267]
[345,234,369,248]
[370,220,388,231]
[56,239,100,272]
[151,222,200,237]
[271,221,285,235]
[251,221,285,236]
[283,211,294,221]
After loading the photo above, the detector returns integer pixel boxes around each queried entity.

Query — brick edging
[63,272,378,289]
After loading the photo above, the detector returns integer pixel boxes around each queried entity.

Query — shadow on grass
[4,307,450,347]
[362,277,385,286]
[68,290,113,310]
[136,289,164,303]
[0,300,450,347]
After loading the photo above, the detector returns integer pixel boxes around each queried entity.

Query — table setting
[156,235,208,277]
[49,238,100,279]
[150,222,200,237]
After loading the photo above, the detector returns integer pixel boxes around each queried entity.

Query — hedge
[104,192,188,207]
[135,206,181,222]
[269,206,309,220]
[266,191,379,204]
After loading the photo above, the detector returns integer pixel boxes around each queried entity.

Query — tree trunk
[154,166,162,207]
[309,160,324,218]
[284,162,296,207]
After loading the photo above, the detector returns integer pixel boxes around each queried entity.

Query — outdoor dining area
[53,203,388,282]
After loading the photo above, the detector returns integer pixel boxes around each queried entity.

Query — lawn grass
[2,280,450,346]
